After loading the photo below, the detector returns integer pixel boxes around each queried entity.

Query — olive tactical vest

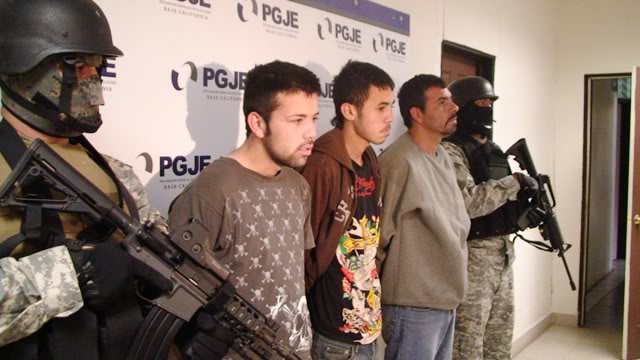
[444,135,526,240]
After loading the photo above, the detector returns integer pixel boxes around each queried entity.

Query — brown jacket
[299,128,381,289]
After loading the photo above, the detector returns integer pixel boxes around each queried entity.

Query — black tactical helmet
[0,0,123,75]
[448,76,499,108]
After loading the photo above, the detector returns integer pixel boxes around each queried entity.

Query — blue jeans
[311,332,377,360]
[382,305,455,360]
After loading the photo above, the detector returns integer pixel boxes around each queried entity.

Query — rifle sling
[513,233,553,252]
[0,119,66,257]
[0,119,140,257]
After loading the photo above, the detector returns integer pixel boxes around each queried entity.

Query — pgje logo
[236,0,298,29]
[171,62,247,93]
[171,61,198,91]
[100,58,117,78]
[175,0,211,8]
[372,32,406,56]
[237,0,258,22]
[137,152,212,177]
[317,17,361,45]
[100,58,117,92]
[317,18,332,40]
[161,0,213,20]
[137,152,154,173]
[320,82,333,99]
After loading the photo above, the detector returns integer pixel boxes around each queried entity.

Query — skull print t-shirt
[168,157,314,359]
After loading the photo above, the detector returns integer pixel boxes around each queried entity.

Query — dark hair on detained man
[331,60,394,129]
[243,60,321,137]
[398,74,446,128]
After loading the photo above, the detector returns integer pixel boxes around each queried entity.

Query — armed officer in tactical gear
[441,76,538,360]
[0,0,174,358]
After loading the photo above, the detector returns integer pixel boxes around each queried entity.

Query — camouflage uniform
[105,155,165,227]
[441,141,520,360]
[0,246,81,346]
[0,137,160,345]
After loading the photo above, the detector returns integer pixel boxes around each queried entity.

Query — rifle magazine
[127,306,185,360]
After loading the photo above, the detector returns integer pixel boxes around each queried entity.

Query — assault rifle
[506,138,576,291]
[0,139,301,360]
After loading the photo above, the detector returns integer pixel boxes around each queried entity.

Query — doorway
[579,74,632,332]
[441,40,495,85]
[441,40,495,137]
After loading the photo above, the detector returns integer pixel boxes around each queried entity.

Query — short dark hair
[331,60,394,128]
[243,60,321,137]
[398,74,446,128]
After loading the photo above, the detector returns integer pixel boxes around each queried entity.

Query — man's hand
[67,241,173,311]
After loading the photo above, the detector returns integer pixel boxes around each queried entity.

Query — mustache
[297,139,315,149]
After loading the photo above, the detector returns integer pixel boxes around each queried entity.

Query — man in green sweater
[377,74,470,360]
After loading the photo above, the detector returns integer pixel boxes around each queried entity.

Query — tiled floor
[514,260,624,360]
[585,260,625,315]
[513,324,621,360]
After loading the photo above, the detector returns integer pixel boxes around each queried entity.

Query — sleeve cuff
[20,246,84,318]
[502,176,521,201]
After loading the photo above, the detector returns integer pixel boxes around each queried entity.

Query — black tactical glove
[517,205,547,230]
[513,172,539,197]
[67,240,173,311]
[527,205,546,228]
[181,311,236,360]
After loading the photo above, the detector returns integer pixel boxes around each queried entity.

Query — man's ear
[409,107,423,125]
[340,103,357,122]
[247,112,267,138]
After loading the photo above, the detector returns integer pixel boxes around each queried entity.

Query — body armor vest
[445,135,526,240]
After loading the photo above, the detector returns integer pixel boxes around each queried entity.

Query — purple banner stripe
[290,0,410,36]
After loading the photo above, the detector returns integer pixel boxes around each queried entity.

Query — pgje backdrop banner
[91,0,411,214]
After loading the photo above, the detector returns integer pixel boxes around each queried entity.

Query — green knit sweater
[377,133,471,310]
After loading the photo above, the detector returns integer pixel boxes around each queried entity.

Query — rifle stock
[0,139,302,359]
[506,138,576,291]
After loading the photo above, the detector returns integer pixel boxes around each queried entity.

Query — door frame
[441,40,495,84]
[579,72,631,327]
[440,40,495,140]
[624,66,640,360]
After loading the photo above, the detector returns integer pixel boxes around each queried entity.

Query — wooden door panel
[627,65,640,360]
[441,51,477,84]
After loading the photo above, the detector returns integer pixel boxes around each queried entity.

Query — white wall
[553,0,640,315]
[586,79,618,290]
